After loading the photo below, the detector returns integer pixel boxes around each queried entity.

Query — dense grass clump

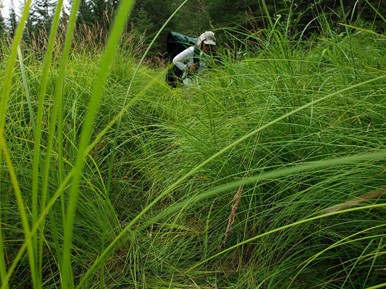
[0,2,385,288]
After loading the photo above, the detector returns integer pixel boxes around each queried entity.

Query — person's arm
[173,47,195,72]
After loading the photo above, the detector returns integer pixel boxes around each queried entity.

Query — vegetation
[0,0,385,288]
[2,0,385,54]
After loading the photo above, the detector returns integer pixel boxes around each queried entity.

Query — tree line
[0,0,384,54]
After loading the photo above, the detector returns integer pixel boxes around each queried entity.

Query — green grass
[0,1,385,288]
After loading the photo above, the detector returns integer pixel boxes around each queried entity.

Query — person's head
[197,31,216,53]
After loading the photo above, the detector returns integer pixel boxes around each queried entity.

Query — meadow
[0,1,385,288]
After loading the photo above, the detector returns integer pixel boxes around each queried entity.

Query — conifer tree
[21,0,56,48]
[8,3,17,37]
[0,9,5,37]
[27,0,56,31]
[76,0,119,29]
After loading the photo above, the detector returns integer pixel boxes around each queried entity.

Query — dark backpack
[165,32,199,88]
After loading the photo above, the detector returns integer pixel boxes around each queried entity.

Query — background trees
[24,0,56,48]
[1,0,384,54]
[75,0,119,29]
[0,10,6,37]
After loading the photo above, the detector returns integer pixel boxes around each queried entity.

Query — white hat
[197,31,216,46]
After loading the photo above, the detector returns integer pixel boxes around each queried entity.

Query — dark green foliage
[129,0,180,50]
[2,0,383,58]
[203,0,385,38]
[170,0,211,35]
[28,0,56,25]
[24,0,56,48]
[7,4,18,37]
[76,0,119,29]
[0,9,5,36]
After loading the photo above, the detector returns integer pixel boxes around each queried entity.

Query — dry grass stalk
[321,187,386,215]
[223,185,243,246]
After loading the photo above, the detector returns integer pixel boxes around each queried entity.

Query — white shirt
[173,47,205,84]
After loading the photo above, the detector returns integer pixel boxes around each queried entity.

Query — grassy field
[0,1,385,288]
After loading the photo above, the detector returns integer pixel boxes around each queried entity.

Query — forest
[0,0,385,288]
[1,0,385,55]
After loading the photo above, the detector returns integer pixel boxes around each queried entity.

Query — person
[172,31,217,86]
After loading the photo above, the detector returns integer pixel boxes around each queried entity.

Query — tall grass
[0,0,385,288]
